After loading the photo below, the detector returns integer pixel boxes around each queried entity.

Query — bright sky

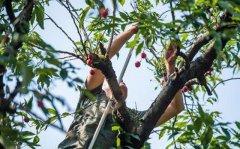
[22,1,240,149]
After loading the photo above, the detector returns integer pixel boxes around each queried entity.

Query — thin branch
[187,33,211,61]
[148,48,159,60]
[65,1,92,50]
[45,14,80,53]
[14,101,67,133]
[28,42,84,62]
[8,79,21,101]
[65,0,88,56]
[211,77,240,92]
[54,50,85,62]
[169,0,175,26]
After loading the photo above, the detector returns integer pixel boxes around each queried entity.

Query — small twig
[172,116,178,149]
[65,1,92,50]
[148,48,159,60]
[45,14,80,53]
[8,79,21,101]
[211,77,240,92]
[55,50,85,62]
[169,0,175,26]
[198,75,212,96]
[178,51,190,70]
[65,0,88,56]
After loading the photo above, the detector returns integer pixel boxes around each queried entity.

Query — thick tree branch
[186,11,236,62]
[131,12,235,149]
[4,0,16,24]
[90,54,136,132]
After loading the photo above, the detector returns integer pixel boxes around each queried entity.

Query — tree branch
[132,12,235,149]
[4,0,16,24]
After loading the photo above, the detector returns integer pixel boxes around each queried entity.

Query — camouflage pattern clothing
[58,84,145,149]
[58,84,118,149]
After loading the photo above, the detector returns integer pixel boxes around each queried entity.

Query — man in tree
[58,24,184,149]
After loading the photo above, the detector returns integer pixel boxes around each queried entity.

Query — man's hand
[129,23,139,34]
[165,42,177,74]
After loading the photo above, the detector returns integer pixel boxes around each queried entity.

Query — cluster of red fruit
[181,85,193,93]
[135,52,147,68]
[24,116,30,123]
[87,54,95,76]
[24,100,44,123]
[99,8,108,18]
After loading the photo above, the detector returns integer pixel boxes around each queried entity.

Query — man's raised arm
[86,24,138,90]
[156,42,185,126]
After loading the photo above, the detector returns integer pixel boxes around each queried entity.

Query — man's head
[102,79,128,100]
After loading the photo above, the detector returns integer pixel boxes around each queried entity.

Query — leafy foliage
[0,0,240,148]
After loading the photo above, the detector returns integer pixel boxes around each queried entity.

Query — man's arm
[86,24,138,90]
[156,42,185,126]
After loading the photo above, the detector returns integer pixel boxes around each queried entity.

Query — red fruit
[87,59,93,65]
[181,86,188,92]
[135,61,141,68]
[88,54,93,60]
[187,85,193,91]
[141,52,147,59]
[24,116,30,123]
[99,8,108,18]
[37,100,44,108]
[90,69,95,75]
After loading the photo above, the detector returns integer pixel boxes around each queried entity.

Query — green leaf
[46,116,57,124]
[79,7,90,28]
[78,86,96,101]
[47,108,56,115]
[197,103,205,119]
[135,42,144,56]
[141,141,151,149]
[127,32,140,48]
[85,0,94,8]
[46,58,61,67]
[62,112,70,117]
[112,125,121,131]
[33,136,40,144]
[221,127,231,140]
[35,4,45,29]
[22,131,35,138]
[26,96,33,111]
[201,128,213,146]
[118,0,125,6]
[119,12,128,21]
[158,128,166,139]
[235,121,240,130]
[60,69,68,80]
[116,137,121,147]
[193,117,202,133]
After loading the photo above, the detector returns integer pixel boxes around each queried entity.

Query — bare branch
[187,32,211,61]
[45,14,81,54]
[211,77,240,92]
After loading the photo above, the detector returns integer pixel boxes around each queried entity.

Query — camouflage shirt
[58,84,145,149]
[58,84,118,149]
